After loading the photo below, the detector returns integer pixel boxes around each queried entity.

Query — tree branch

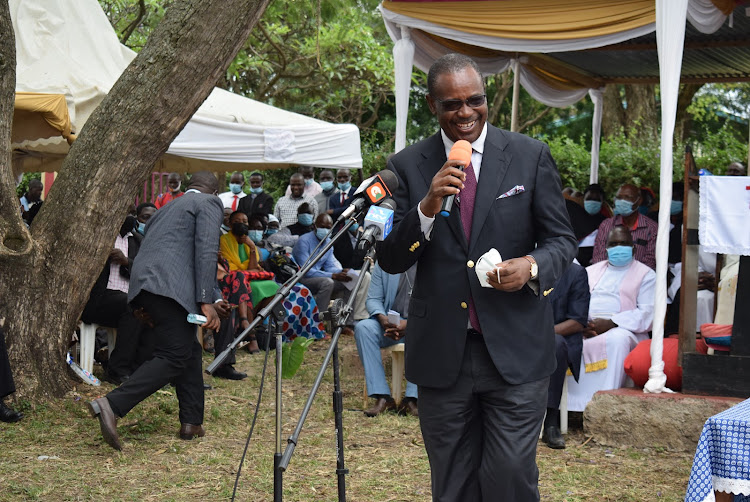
[120,0,147,45]
[518,106,553,134]
[488,71,512,126]
[360,94,386,130]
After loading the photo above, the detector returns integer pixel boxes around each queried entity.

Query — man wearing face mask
[81,215,144,385]
[591,183,657,270]
[286,203,316,237]
[328,169,356,221]
[285,165,323,198]
[274,173,319,228]
[566,184,607,267]
[134,203,157,240]
[292,214,352,310]
[154,172,184,209]
[218,172,247,211]
[567,225,655,412]
[315,170,338,215]
[238,172,274,218]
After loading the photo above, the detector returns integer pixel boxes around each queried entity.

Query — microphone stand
[277,246,377,502]
[271,305,285,502]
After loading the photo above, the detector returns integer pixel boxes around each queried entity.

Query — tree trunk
[0,0,271,399]
[601,84,627,138]
[675,83,703,143]
[624,84,657,138]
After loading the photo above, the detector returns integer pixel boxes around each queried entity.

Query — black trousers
[107,311,151,380]
[547,334,569,410]
[418,333,548,502]
[106,292,204,425]
[0,327,15,400]
[213,310,237,367]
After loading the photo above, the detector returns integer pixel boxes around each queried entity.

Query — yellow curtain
[382,0,655,40]
[13,92,74,143]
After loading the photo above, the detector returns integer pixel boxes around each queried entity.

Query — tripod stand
[277,246,376,502]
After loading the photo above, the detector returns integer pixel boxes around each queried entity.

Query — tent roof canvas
[11,0,363,172]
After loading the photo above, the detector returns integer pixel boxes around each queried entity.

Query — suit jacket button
[467,260,474,268]
[460,302,467,309]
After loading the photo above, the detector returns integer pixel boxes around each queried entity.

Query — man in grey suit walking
[378,54,577,501]
[88,171,223,451]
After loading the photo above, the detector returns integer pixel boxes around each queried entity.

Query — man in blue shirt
[292,214,352,310]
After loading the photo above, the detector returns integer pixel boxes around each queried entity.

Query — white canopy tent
[10,0,363,173]
[380,0,744,394]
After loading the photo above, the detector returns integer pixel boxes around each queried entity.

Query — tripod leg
[332,343,348,501]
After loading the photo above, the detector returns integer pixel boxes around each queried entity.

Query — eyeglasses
[435,94,486,112]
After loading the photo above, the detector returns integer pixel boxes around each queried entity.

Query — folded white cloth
[476,248,503,288]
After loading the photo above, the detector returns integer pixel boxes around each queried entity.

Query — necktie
[232,195,238,210]
[459,162,481,332]
[341,192,347,204]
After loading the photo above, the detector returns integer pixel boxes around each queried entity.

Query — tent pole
[510,60,520,133]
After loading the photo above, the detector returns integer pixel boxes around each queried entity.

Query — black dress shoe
[364,396,397,417]
[542,425,566,449]
[87,397,122,451]
[397,398,419,417]
[213,365,247,380]
[0,401,23,423]
[179,423,205,440]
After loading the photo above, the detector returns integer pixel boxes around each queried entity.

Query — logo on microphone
[366,183,385,203]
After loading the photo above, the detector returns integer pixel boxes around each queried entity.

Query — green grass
[0,337,693,501]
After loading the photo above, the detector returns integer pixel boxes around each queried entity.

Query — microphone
[439,140,472,217]
[355,198,396,254]
[338,170,399,222]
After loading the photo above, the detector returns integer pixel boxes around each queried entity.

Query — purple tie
[459,162,481,333]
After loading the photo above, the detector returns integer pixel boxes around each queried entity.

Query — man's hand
[214,300,231,319]
[332,270,352,282]
[588,318,616,335]
[419,160,467,217]
[109,249,129,266]
[485,258,532,292]
[384,319,407,341]
[200,303,221,331]
[698,272,715,291]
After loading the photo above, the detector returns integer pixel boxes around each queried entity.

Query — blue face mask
[315,228,329,240]
[136,221,146,236]
[229,183,243,194]
[248,230,264,244]
[348,223,359,233]
[298,213,313,226]
[249,186,263,194]
[304,178,313,186]
[265,228,279,236]
[613,198,636,217]
[607,245,634,267]
[320,181,334,192]
[670,200,683,215]
[584,200,602,215]
[338,181,351,192]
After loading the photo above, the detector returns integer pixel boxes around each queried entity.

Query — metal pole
[510,59,521,133]
[273,317,284,502]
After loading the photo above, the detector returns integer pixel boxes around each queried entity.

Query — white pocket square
[497,185,525,199]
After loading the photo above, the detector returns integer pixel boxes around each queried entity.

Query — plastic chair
[77,322,116,375]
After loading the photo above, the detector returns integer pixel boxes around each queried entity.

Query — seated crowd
[542,162,746,449]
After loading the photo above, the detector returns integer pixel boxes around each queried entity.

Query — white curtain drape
[517,64,590,107]
[588,88,604,184]
[644,0,689,394]
[393,25,415,153]
[687,0,729,33]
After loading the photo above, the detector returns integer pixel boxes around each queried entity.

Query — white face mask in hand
[475,248,503,288]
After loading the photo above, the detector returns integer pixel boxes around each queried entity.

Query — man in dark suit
[378,54,577,501]
[88,172,223,451]
[237,171,274,218]
[328,169,356,220]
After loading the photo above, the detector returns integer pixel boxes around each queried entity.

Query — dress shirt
[285,181,323,198]
[106,233,131,293]
[418,123,488,239]
[218,190,247,209]
[292,231,342,279]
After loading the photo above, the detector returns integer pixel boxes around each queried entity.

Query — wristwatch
[524,255,538,280]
